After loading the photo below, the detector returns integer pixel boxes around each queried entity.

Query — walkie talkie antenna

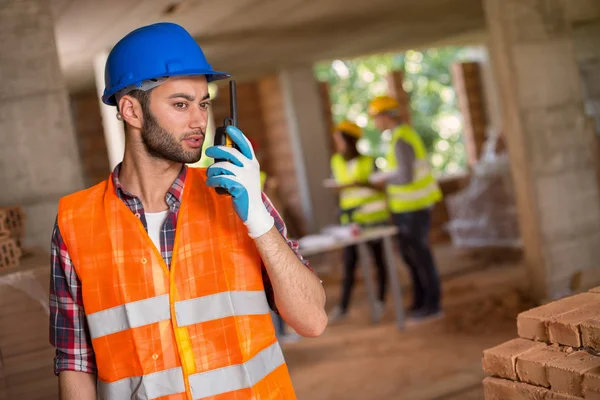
[214,79,239,195]
[229,80,237,127]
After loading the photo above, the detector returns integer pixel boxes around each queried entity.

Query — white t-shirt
[145,210,169,252]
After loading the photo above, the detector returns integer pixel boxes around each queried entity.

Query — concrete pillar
[279,66,337,234]
[0,0,84,249]
[451,62,488,165]
[318,81,336,158]
[485,0,600,299]
[386,71,412,124]
[94,50,125,170]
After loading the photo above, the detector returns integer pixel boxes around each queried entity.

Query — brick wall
[386,70,412,125]
[210,78,306,237]
[211,81,272,174]
[69,89,110,187]
[257,76,306,237]
[482,286,600,399]
[451,62,488,166]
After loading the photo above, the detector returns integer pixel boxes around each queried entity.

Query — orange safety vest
[57,168,296,400]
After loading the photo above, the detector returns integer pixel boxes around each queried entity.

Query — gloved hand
[205,126,274,238]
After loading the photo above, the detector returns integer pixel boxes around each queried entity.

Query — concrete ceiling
[50,0,487,92]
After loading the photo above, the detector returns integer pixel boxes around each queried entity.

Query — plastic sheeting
[446,133,522,248]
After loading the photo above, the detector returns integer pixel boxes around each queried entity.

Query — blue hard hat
[102,22,230,106]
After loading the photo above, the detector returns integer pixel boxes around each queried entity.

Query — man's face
[141,76,210,164]
[373,113,389,132]
[332,130,347,155]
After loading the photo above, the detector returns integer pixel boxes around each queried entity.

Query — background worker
[325,120,390,322]
[49,22,326,400]
[368,95,444,322]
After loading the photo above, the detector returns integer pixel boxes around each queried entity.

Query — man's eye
[200,102,210,109]
[174,102,187,109]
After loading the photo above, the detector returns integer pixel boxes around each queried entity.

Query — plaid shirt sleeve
[260,192,315,313]
[49,220,97,376]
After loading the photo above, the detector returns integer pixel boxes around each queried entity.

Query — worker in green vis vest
[325,120,390,322]
[368,95,444,323]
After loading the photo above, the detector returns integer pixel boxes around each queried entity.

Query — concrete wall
[485,0,600,300]
[572,21,600,136]
[571,18,600,214]
[0,0,84,250]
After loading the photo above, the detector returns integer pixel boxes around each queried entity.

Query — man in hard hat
[325,120,390,322]
[368,95,443,322]
[49,22,326,400]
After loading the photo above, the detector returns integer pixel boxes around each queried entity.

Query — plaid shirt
[49,163,310,376]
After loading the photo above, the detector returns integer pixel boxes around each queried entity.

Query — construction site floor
[283,244,530,400]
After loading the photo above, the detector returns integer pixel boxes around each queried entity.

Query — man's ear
[119,95,143,130]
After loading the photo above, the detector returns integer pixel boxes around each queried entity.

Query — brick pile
[482,287,600,399]
[0,207,25,269]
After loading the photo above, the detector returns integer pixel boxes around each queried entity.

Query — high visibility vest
[383,125,443,213]
[260,171,267,191]
[330,153,389,226]
[57,168,295,400]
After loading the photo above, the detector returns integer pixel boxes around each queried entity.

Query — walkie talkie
[213,80,239,195]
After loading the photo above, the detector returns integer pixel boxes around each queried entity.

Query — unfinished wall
[318,81,335,158]
[257,76,307,237]
[69,89,110,187]
[484,0,600,300]
[279,66,338,234]
[452,62,488,166]
[0,0,84,250]
[386,70,412,125]
[571,20,600,189]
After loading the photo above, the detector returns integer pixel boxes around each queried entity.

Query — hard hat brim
[102,69,231,106]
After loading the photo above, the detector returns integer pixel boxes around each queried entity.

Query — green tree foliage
[314,47,468,175]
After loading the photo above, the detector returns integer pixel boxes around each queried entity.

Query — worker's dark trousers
[340,240,387,313]
[392,209,441,312]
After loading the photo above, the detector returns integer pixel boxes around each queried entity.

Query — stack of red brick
[482,287,600,399]
[0,207,24,269]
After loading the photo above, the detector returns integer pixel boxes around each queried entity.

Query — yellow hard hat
[334,120,362,138]
[368,95,399,116]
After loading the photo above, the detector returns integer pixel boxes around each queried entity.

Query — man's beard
[140,109,204,164]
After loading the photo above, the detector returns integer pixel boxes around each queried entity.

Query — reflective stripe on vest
[189,341,285,399]
[331,154,389,225]
[356,200,388,214]
[87,291,270,339]
[384,125,442,213]
[98,367,186,399]
[97,342,285,399]
[260,171,267,191]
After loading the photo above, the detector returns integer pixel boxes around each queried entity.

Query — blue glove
[205,126,274,238]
